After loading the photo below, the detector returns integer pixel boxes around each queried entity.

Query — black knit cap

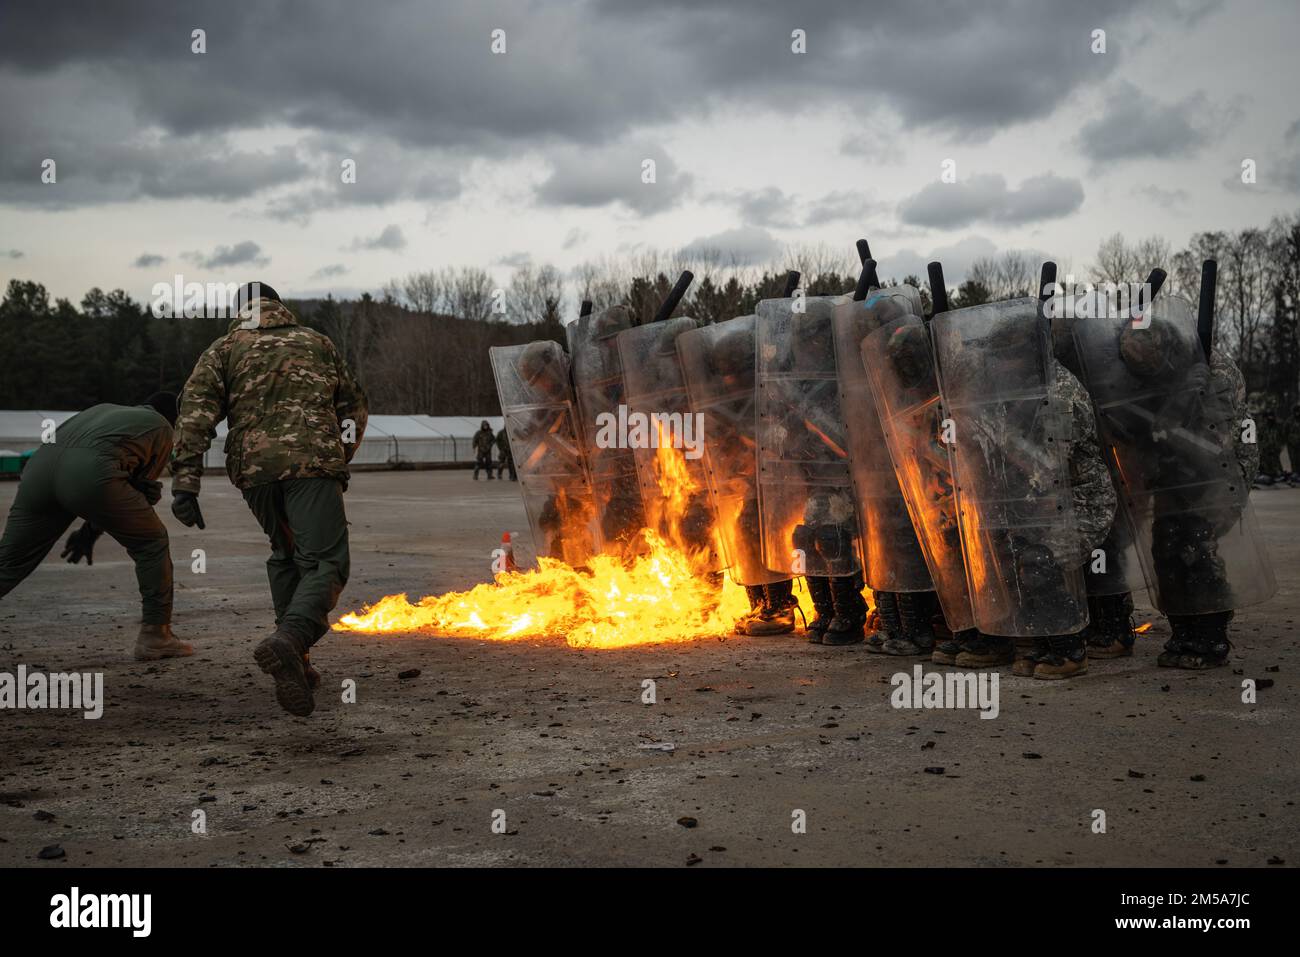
[144,391,179,426]
[235,281,281,312]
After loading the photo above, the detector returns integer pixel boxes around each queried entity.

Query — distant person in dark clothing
[496,427,516,481]
[472,421,496,480]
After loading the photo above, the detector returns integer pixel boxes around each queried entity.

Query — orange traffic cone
[500,532,518,573]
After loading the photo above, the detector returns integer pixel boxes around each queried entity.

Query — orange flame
[1135,622,1153,634]
[335,529,755,648]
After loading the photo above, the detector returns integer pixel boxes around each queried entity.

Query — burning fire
[337,425,817,648]
[335,529,758,649]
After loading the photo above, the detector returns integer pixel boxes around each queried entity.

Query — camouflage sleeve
[172,342,228,495]
[1059,364,1117,560]
[331,341,368,464]
[1211,349,1257,484]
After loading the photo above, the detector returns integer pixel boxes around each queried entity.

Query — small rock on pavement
[38,844,65,860]
[398,669,421,680]
[677,816,698,828]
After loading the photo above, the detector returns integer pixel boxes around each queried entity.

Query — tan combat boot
[134,623,194,661]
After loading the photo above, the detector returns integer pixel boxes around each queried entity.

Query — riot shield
[567,305,647,549]
[755,296,862,578]
[932,299,1088,637]
[832,287,933,593]
[1071,292,1276,615]
[860,314,976,634]
[489,341,602,567]
[678,315,789,586]
[1056,289,1151,599]
[616,316,721,574]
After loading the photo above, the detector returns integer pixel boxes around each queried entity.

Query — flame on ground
[335,528,778,649]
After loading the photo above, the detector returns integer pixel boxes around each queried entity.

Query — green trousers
[242,477,350,648]
[0,446,173,623]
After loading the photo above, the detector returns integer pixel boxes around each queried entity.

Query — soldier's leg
[72,477,174,626]
[241,482,302,628]
[0,477,75,600]
[279,477,350,648]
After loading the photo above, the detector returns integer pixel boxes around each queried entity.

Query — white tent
[0,410,503,468]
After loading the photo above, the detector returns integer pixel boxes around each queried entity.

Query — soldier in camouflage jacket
[171,283,368,717]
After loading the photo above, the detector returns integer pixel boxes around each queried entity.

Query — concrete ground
[0,470,1295,868]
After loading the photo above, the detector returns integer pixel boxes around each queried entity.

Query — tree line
[3,211,1298,416]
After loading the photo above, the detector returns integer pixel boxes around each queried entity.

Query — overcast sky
[1,0,1297,315]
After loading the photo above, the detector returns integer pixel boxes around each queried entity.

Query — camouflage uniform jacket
[1054,359,1118,562]
[472,428,496,455]
[1209,348,1257,484]
[172,299,369,493]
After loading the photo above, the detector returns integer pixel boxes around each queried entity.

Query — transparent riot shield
[1071,292,1276,615]
[860,314,976,634]
[755,296,862,578]
[677,316,789,586]
[832,287,933,593]
[567,305,647,550]
[489,341,602,567]
[932,299,1088,636]
[616,316,721,574]
[1056,289,1150,599]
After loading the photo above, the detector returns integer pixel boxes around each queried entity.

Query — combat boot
[734,585,767,635]
[1028,633,1088,680]
[932,627,974,666]
[254,628,316,717]
[748,581,798,636]
[822,573,866,646]
[133,623,194,661]
[803,575,834,643]
[1086,593,1137,659]
[303,653,321,691]
[1158,613,1231,669]
[956,634,1016,668]
[881,591,938,656]
[867,591,901,653]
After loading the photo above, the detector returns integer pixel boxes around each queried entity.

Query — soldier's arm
[331,342,368,464]
[1211,350,1257,485]
[172,343,229,495]
[1063,369,1117,559]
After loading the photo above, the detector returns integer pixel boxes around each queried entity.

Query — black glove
[60,522,104,565]
[131,477,163,505]
[171,491,205,529]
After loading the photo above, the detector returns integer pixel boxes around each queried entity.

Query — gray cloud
[1076,81,1214,164]
[1134,184,1191,208]
[132,253,164,268]
[899,174,1084,228]
[0,0,1211,214]
[716,187,883,229]
[679,226,782,265]
[4,249,23,259]
[349,225,407,252]
[497,251,532,269]
[186,241,269,269]
[311,264,349,279]
[562,227,588,250]
[536,142,691,214]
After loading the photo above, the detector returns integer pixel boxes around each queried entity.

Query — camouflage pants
[242,477,350,648]
[474,451,495,479]
[0,446,172,624]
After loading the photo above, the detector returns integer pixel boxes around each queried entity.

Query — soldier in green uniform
[472,421,497,479]
[0,394,191,660]
[171,283,368,717]
[1255,408,1284,485]
[495,426,516,481]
